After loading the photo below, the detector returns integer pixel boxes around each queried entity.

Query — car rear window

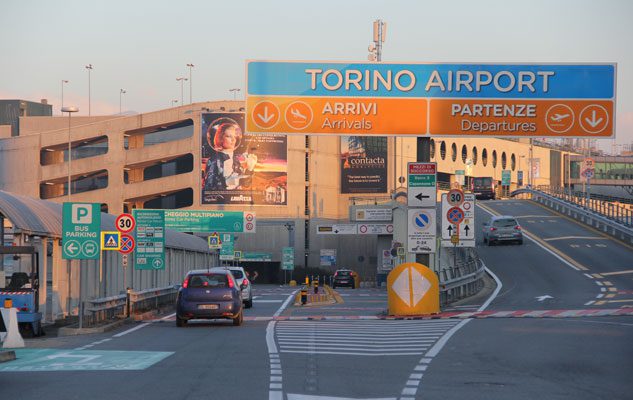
[493,218,518,228]
[187,273,229,288]
[229,269,244,279]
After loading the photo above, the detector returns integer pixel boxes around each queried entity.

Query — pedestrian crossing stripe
[101,231,121,251]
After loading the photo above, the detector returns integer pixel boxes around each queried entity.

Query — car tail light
[20,307,29,312]
[227,276,235,288]
[489,227,497,231]
[182,277,189,288]
[334,272,338,277]
[242,279,249,286]
[349,272,354,276]
[515,225,521,230]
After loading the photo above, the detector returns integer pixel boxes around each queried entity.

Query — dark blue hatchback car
[176,268,244,327]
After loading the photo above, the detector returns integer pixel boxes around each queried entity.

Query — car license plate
[198,304,219,310]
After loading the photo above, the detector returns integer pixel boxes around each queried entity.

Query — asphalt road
[1,199,633,399]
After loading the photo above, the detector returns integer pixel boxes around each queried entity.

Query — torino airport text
[305,68,555,94]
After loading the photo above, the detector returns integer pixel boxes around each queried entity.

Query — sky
[1,0,632,151]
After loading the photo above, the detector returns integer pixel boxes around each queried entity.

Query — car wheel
[483,237,488,244]
[233,311,243,326]
[488,240,494,246]
[351,282,355,289]
[176,315,187,327]
[332,284,336,289]
[245,298,253,309]
[517,239,523,245]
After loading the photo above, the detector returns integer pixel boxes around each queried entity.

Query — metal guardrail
[438,249,485,305]
[83,285,178,327]
[526,189,633,244]
[537,186,633,225]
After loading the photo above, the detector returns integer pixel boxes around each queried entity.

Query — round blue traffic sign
[411,210,432,231]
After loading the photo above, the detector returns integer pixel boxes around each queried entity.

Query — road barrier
[438,249,486,306]
[513,188,633,245]
[82,285,178,327]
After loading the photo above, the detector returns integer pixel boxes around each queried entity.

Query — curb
[0,350,16,363]
[57,319,126,337]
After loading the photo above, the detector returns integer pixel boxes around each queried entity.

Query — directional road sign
[407,162,437,207]
[441,193,475,247]
[62,203,101,260]
[162,210,255,233]
[282,247,295,271]
[219,234,234,260]
[407,209,437,254]
[133,210,165,270]
[502,170,511,186]
[316,224,358,235]
[247,61,615,138]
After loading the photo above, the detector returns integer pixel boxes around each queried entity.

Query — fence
[536,185,632,228]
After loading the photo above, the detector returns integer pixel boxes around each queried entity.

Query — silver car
[228,266,253,308]
[482,216,523,245]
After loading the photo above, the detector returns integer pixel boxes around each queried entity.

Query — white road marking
[274,290,299,317]
[112,323,150,338]
[256,300,284,303]
[287,395,396,400]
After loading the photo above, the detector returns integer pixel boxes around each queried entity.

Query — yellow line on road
[478,202,589,271]
[530,200,633,252]
[601,269,633,276]
[604,299,633,303]
[544,236,604,241]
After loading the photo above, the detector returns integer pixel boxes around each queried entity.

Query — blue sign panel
[248,61,615,99]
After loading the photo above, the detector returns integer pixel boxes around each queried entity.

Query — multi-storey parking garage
[1,100,572,282]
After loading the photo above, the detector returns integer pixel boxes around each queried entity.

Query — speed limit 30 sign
[447,189,464,207]
[116,213,136,233]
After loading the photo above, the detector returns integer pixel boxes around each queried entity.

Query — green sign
[133,210,165,270]
[409,175,436,187]
[502,170,511,186]
[282,247,294,270]
[219,234,234,260]
[62,202,101,260]
[162,210,255,233]
[241,252,272,262]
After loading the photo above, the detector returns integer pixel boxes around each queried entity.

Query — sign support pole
[416,137,432,268]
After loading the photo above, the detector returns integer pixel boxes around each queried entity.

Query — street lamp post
[229,88,240,100]
[85,64,93,116]
[119,89,126,114]
[186,63,194,104]
[61,80,69,115]
[176,77,188,106]
[62,106,79,201]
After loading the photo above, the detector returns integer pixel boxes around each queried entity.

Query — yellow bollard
[387,262,439,316]
[300,289,308,305]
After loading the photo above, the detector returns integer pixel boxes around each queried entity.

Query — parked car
[332,269,358,289]
[176,268,244,327]
[227,266,253,308]
[482,216,523,245]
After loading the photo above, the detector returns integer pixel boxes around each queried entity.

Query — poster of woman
[201,113,287,205]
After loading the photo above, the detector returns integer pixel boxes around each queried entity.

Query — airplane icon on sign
[290,107,307,120]
[550,113,570,122]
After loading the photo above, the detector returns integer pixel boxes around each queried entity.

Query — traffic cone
[1,308,25,348]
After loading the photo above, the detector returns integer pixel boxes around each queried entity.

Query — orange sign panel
[429,99,613,137]
[247,96,427,136]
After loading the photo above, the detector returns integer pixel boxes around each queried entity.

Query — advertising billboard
[340,136,387,194]
[201,113,287,205]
